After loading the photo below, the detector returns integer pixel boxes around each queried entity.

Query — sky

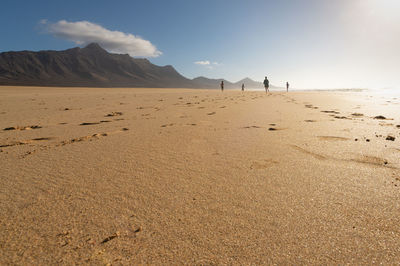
[0,0,399,89]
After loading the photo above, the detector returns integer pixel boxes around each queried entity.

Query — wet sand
[0,86,400,264]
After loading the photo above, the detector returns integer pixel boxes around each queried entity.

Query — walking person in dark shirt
[286,81,289,92]
[263,76,269,93]
[220,80,224,92]
[242,83,245,91]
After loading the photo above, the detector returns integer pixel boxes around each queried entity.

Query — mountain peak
[238,77,254,82]
[83,43,107,52]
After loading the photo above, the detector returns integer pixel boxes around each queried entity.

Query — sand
[0,86,399,264]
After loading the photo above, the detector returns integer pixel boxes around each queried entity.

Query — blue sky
[1,0,399,89]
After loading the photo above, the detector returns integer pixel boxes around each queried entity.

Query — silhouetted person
[286,81,289,92]
[242,83,245,91]
[263,76,269,93]
[220,80,224,92]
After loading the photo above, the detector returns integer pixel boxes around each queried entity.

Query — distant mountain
[233,78,263,89]
[0,43,193,87]
[192,76,234,89]
[192,76,269,89]
[0,43,270,89]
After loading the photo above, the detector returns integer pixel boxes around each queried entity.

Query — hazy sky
[1,0,399,89]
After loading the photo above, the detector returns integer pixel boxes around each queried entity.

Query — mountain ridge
[0,43,267,89]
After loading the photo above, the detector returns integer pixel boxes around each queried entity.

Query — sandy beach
[1,86,400,264]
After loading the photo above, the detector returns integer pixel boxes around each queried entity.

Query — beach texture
[1,86,400,264]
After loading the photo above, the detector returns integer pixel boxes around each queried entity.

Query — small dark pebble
[386,135,395,141]
[122,128,129,131]
[100,235,117,244]
[354,138,358,141]
[268,128,277,131]
[366,139,370,142]
[374,115,386,120]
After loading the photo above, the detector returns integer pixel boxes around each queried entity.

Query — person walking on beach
[220,80,224,92]
[286,81,289,92]
[242,83,245,91]
[263,76,269,93]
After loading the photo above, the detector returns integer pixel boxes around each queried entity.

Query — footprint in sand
[379,122,394,127]
[58,128,127,147]
[350,155,388,167]
[333,116,350,120]
[250,159,278,169]
[243,125,262,129]
[0,137,54,148]
[374,115,393,120]
[207,112,216,115]
[321,110,340,114]
[105,112,123,117]
[351,113,364,117]
[305,120,316,122]
[80,122,100,126]
[31,137,54,141]
[317,136,349,141]
[161,123,174,127]
[60,134,104,145]
[290,145,326,160]
[268,127,284,131]
[3,125,42,131]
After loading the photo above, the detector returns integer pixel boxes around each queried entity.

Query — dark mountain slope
[0,43,273,89]
[0,43,193,87]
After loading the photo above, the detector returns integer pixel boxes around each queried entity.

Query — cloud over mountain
[194,60,220,69]
[43,20,161,57]
[194,60,211,65]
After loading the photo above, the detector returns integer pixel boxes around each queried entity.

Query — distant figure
[242,83,245,91]
[263,76,269,93]
[286,81,289,92]
[220,80,224,92]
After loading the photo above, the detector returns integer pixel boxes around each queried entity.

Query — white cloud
[43,20,161,57]
[194,60,211,65]
[194,60,220,69]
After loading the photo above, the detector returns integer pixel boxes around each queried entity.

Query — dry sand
[0,86,400,264]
